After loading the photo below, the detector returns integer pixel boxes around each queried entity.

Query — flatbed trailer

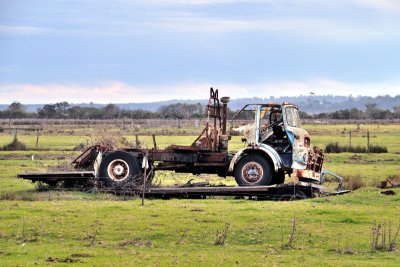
[17,171,348,200]
[17,88,350,199]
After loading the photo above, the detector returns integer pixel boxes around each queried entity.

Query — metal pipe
[255,105,261,145]
[220,96,230,135]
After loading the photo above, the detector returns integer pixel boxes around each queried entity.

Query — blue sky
[1,0,400,103]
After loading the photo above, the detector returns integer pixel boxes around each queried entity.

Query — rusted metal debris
[379,179,399,189]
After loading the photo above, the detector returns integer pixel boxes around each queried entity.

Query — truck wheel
[234,154,272,186]
[272,170,285,185]
[98,151,140,188]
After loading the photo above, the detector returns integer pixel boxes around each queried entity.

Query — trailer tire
[234,154,272,186]
[98,151,140,188]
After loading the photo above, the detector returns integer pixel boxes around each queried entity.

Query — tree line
[1,101,400,120]
[0,101,209,120]
[301,103,400,120]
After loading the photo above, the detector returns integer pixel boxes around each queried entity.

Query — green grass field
[0,123,399,266]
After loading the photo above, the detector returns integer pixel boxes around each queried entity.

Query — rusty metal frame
[71,88,231,176]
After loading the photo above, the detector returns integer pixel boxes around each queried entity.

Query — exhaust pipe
[220,96,230,135]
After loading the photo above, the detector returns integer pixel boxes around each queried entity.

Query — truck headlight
[294,147,308,165]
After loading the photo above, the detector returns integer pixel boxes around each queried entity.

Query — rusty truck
[19,88,346,199]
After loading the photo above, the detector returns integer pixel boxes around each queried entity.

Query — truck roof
[233,103,298,119]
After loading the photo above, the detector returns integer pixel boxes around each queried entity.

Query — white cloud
[3,1,398,41]
[0,80,399,104]
[0,81,143,103]
[238,80,400,98]
[354,0,400,13]
[152,15,287,33]
[0,25,52,35]
[0,65,19,72]
[143,0,264,5]
[178,0,400,10]
[149,15,398,41]
[86,63,124,68]
[81,9,398,41]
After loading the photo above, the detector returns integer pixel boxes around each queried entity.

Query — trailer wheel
[234,154,272,186]
[98,151,140,187]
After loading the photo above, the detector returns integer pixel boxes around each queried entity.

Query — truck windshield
[285,107,301,127]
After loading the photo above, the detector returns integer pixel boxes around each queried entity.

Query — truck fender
[228,144,282,173]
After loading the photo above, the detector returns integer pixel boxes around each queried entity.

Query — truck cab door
[282,106,309,170]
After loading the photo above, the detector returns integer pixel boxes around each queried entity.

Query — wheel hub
[107,159,130,181]
[114,165,125,176]
[242,161,264,183]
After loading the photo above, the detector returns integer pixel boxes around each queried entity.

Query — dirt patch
[46,256,80,263]
[70,253,93,258]
[119,238,152,247]
[190,208,204,212]
[345,154,365,164]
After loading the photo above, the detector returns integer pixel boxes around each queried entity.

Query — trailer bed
[17,171,344,200]
[18,171,95,183]
[144,182,327,200]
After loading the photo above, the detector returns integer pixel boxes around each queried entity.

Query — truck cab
[230,102,323,186]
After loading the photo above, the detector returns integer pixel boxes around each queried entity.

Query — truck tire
[98,151,140,188]
[234,154,272,186]
[272,170,285,185]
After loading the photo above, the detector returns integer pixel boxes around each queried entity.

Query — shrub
[342,174,365,191]
[369,145,388,153]
[387,174,400,185]
[325,142,387,153]
[2,139,27,151]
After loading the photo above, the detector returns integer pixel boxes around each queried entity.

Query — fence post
[12,128,17,142]
[349,130,352,148]
[152,134,157,149]
[135,134,140,148]
[367,130,370,153]
[36,129,40,148]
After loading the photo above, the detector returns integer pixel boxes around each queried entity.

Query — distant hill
[1,94,400,113]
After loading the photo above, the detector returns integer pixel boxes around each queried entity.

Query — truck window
[260,107,271,126]
[285,107,301,127]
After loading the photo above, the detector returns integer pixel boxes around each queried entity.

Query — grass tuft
[214,223,230,246]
